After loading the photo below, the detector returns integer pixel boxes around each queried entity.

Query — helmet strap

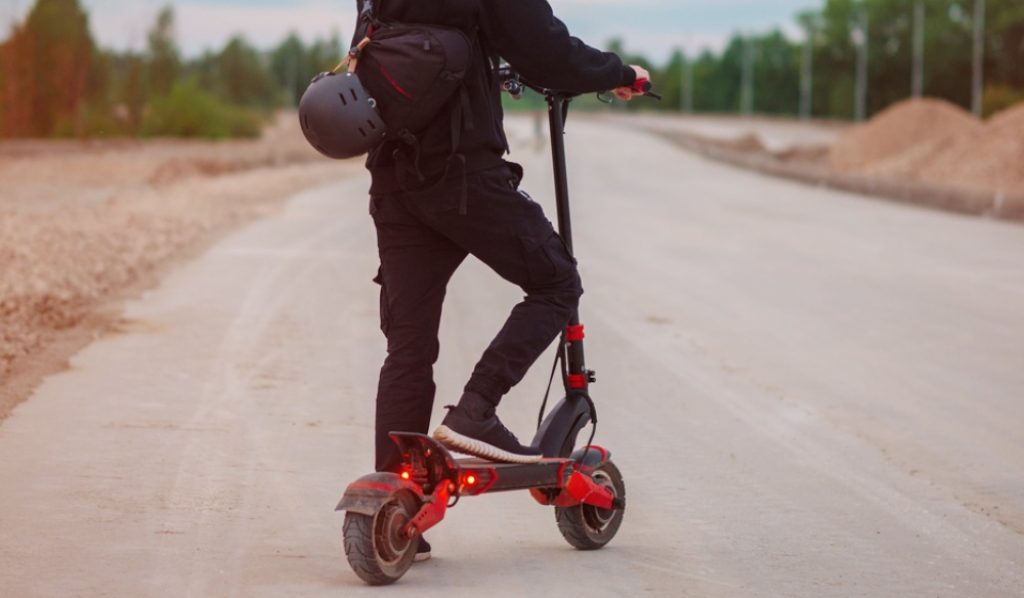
[332,36,372,75]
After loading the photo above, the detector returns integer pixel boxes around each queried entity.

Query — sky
[1,0,818,62]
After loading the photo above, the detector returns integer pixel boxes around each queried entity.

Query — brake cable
[536,336,567,430]
[537,335,600,469]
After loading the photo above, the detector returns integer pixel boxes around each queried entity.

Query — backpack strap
[448,90,470,215]
[444,26,479,216]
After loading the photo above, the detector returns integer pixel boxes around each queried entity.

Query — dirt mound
[828,98,1024,199]
[914,103,1024,196]
[830,98,982,172]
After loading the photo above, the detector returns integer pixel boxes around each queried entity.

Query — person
[363,0,649,477]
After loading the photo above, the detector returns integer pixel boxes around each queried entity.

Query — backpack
[341,0,478,192]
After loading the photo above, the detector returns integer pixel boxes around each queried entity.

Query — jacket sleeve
[479,0,636,93]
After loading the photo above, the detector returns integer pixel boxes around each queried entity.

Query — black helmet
[299,71,387,160]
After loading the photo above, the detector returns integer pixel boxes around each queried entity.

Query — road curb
[644,127,1024,223]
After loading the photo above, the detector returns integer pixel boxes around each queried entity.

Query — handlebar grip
[631,78,662,101]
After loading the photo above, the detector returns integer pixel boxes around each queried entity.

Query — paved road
[617,113,844,151]
[1,119,1022,597]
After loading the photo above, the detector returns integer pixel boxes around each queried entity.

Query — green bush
[982,85,1024,119]
[141,79,261,138]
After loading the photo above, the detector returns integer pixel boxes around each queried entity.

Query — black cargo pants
[370,161,583,472]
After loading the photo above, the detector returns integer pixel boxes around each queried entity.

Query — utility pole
[679,52,686,113]
[679,51,687,113]
[854,12,869,122]
[288,44,299,107]
[686,56,694,113]
[972,0,985,117]
[741,36,754,115]
[800,25,814,120]
[912,0,925,98]
[682,51,694,113]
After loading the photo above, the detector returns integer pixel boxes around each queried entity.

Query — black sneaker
[414,537,431,563]
[433,396,543,464]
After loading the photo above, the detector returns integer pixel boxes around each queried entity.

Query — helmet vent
[351,89,359,102]
[367,120,377,130]
[338,93,348,106]
[358,127,367,138]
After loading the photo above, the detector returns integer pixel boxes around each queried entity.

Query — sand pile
[911,104,1024,196]
[830,98,982,172]
[830,98,1024,199]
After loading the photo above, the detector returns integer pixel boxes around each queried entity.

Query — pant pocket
[519,232,577,289]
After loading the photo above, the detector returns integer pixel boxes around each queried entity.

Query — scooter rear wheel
[343,490,420,585]
[555,460,625,550]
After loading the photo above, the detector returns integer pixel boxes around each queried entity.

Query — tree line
[0,0,343,138]
[2,0,1022,139]
[630,0,1024,119]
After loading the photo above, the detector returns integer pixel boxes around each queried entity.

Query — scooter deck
[390,432,571,496]
[453,457,569,495]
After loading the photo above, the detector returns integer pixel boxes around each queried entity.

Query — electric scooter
[336,69,660,586]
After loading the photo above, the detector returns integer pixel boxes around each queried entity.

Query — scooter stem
[547,94,574,256]
[545,92,589,390]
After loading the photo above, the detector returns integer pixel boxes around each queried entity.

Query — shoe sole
[414,552,431,563]
[433,425,543,464]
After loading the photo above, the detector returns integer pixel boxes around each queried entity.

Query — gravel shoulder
[0,113,360,419]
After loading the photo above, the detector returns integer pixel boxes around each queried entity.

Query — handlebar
[498,65,662,102]
[498,66,528,100]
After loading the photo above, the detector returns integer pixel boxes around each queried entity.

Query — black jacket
[356,0,636,194]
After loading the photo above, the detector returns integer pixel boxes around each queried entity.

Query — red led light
[465,474,477,486]
[400,471,411,480]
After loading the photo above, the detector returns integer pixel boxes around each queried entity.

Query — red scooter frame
[338,432,622,537]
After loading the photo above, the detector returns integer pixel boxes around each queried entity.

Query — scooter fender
[570,445,612,474]
[533,392,593,458]
[335,472,424,516]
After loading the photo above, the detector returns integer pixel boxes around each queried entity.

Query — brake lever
[634,79,663,101]
[602,79,662,102]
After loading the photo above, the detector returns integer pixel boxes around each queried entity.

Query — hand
[613,65,651,101]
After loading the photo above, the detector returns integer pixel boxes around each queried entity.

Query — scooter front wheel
[555,460,626,550]
[343,490,420,585]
